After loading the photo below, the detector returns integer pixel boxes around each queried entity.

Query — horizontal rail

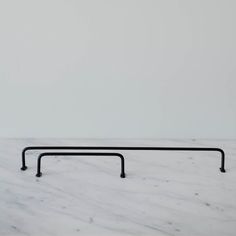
[36,152,126,178]
[21,146,226,173]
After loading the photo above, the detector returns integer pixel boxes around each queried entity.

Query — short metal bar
[36,152,126,178]
[22,146,226,173]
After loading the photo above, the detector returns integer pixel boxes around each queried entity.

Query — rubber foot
[220,168,226,173]
[120,173,126,178]
[21,166,28,171]
[36,172,42,177]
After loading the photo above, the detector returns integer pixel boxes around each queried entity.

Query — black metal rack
[21,145,226,178]
[35,152,125,178]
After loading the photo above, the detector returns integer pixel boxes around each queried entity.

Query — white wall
[0,0,235,138]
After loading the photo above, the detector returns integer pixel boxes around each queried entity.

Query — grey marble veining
[0,139,236,236]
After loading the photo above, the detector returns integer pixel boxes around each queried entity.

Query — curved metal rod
[22,146,226,173]
[36,152,126,178]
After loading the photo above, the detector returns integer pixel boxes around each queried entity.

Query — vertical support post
[219,149,226,173]
[21,148,28,170]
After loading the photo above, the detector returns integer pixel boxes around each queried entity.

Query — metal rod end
[36,172,42,177]
[120,173,126,178]
[220,168,226,173]
[21,166,28,171]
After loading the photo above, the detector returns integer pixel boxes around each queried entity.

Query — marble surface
[0,139,236,236]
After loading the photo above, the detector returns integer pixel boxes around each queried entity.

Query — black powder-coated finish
[21,146,226,177]
[35,152,126,178]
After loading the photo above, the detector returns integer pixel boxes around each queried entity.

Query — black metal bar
[36,152,126,178]
[22,145,226,173]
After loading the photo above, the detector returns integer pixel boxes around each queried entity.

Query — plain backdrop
[0,0,235,139]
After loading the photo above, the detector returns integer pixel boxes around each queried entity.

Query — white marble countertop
[1,139,236,236]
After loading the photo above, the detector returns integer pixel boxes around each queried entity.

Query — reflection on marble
[0,139,236,236]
